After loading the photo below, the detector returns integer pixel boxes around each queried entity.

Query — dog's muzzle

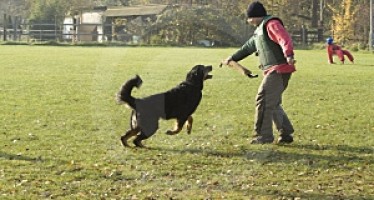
[204,65,213,80]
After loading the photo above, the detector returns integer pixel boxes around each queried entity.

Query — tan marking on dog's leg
[186,116,193,134]
[121,127,140,147]
[166,121,183,135]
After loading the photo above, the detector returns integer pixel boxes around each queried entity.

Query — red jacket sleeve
[266,19,294,57]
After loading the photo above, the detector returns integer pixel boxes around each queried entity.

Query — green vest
[231,16,288,70]
[254,16,287,70]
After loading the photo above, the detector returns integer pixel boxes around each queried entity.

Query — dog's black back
[164,82,202,121]
[117,65,208,121]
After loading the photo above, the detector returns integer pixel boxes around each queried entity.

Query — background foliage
[0,0,372,46]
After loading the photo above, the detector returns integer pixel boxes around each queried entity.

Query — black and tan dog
[116,65,213,148]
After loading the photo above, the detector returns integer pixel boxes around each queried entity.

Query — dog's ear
[187,66,203,80]
[186,66,204,89]
[186,69,196,81]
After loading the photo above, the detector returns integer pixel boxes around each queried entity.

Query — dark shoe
[250,136,274,144]
[277,135,293,144]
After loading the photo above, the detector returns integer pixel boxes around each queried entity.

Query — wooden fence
[291,27,324,45]
[1,23,108,43]
[1,21,325,45]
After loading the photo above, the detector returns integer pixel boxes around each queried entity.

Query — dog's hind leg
[121,127,140,147]
[133,132,149,148]
[186,116,193,134]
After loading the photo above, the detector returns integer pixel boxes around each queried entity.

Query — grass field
[0,45,373,199]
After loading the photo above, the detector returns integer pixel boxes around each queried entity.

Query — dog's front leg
[186,116,193,134]
[166,120,184,135]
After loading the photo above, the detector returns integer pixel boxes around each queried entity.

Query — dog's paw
[121,136,133,148]
[133,140,145,148]
[166,130,179,135]
[186,125,192,134]
[121,139,130,147]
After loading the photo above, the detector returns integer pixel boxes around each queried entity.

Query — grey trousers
[254,72,294,138]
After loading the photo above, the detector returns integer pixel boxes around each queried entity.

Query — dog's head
[185,65,213,89]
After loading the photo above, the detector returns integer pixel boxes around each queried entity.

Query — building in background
[63,5,168,43]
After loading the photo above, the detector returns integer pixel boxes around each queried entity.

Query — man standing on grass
[221,1,296,144]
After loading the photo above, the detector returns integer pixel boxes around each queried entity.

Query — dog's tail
[116,75,143,109]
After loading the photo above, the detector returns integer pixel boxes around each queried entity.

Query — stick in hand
[220,60,258,78]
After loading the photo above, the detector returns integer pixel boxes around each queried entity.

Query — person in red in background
[326,37,354,64]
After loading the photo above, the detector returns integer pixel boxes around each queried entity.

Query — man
[326,37,354,64]
[221,1,296,144]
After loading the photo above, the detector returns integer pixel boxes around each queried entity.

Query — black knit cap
[247,1,267,18]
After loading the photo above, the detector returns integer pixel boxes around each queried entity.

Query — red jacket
[326,44,354,64]
[327,44,342,63]
[265,19,296,74]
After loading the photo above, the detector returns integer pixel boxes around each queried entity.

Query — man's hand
[287,56,296,65]
[220,57,233,67]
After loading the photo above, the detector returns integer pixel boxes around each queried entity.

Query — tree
[145,5,252,46]
[352,0,371,47]
[327,0,357,44]
[27,0,93,22]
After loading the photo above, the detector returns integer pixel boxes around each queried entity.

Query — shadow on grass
[0,151,43,162]
[286,143,373,154]
[148,145,372,199]
[248,188,373,200]
[0,151,68,165]
[150,143,373,166]
[353,63,374,67]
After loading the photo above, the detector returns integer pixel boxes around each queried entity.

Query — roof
[104,5,168,17]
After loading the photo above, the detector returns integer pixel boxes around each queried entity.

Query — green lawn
[0,46,373,199]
